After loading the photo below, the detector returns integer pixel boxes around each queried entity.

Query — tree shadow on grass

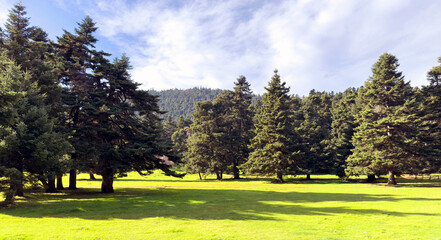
[3,188,440,221]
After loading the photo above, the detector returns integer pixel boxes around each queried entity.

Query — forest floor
[1,172,440,239]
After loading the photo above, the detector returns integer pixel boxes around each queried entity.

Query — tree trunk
[101,168,114,193]
[276,172,284,183]
[89,170,97,180]
[10,172,24,197]
[233,162,240,179]
[367,174,376,183]
[56,174,64,190]
[387,171,397,185]
[216,171,222,180]
[47,176,57,193]
[10,181,24,197]
[40,176,57,193]
[198,172,202,180]
[69,168,77,189]
[306,174,311,180]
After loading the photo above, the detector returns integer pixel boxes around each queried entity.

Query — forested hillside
[150,88,261,120]
[149,88,224,120]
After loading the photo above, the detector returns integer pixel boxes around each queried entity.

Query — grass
[1,172,441,240]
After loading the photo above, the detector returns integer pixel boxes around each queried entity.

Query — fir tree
[330,88,358,178]
[229,76,253,179]
[243,70,299,182]
[416,56,441,173]
[346,53,418,185]
[298,90,333,179]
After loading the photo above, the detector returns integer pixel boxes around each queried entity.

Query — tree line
[166,54,441,185]
[1,3,440,206]
[0,3,183,205]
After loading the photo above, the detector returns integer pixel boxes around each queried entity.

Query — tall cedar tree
[416,56,441,173]
[57,17,181,192]
[330,88,358,178]
[56,16,105,189]
[243,70,298,182]
[346,53,418,185]
[298,90,333,179]
[0,4,70,194]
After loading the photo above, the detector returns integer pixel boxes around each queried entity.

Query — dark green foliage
[243,70,300,182]
[416,56,441,173]
[330,88,358,178]
[228,76,254,179]
[0,54,70,194]
[298,90,333,178]
[57,17,181,192]
[151,88,261,121]
[150,88,224,120]
[346,53,418,185]
[184,101,221,178]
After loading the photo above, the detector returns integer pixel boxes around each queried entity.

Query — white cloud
[52,0,441,95]
[0,0,12,25]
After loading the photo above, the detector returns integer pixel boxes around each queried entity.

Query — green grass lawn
[1,172,441,240]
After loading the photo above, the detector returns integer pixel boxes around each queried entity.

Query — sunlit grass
[1,172,440,239]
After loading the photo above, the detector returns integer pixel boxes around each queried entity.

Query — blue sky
[1,0,441,96]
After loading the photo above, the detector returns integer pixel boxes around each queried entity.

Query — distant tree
[243,70,300,182]
[330,88,358,178]
[184,101,219,179]
[346,53,418,185]
[416,56,441,173]
[298,90,333,179]
[171,116,191,159]
[228,76,254,179]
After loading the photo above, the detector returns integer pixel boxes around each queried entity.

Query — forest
[1,3,441,209]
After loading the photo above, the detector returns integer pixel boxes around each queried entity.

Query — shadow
[3,188,439,221]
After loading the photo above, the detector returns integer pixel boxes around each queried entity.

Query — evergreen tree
[56,16,105,189]
[57,17,181,192]
[416,56,441,173]
[243,70,299,182]
[346,53,418,185]
[298,90,333,179]
[229,76,254,179]
[171,116,191,158]
[330,88,358,178]
[0,4,69,193]
[0,54,70,195]
[184,101,219,179]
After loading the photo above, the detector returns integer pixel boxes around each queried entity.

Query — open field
[1,173,441,240]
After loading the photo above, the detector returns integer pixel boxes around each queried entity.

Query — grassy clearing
[1,173,441,240]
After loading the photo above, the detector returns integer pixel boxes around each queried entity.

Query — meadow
[1,172,441,240]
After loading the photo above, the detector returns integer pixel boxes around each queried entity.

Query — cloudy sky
[2,0,441,95]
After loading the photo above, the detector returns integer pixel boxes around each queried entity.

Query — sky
[1,0,441,96]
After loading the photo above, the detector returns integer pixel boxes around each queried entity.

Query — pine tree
[184,101,217,179]
[0,4,70,194]
[346,53,418,185]
[229,76,253,179]
[171,116,191,158]
[243,70,299,182]
[0,54,70,194]
[298,90,333,179]
[57,17,181,192]
[330,88,358,178]
[417,56,441,173]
